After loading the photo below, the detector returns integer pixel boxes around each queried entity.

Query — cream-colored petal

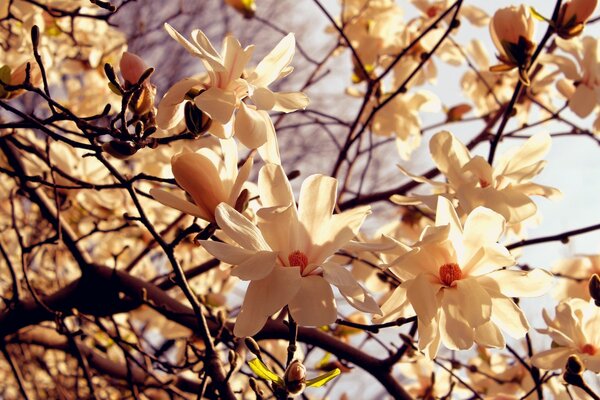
[375,285,412,323]
[227,156,253,206]
[429,131,471,185]
[258,163,295,208]
[252,33,295,88]
[474,321,505,348]
[405,274,440,324]
[435,196,463,253]
[462,244,515,277]
[156,78,203,130]
[478,269,553,297]
[234,102,270,149]
[311,206,370,265]
[200,240,253,265]
[298,174,337,241]
[149,188,211,220]
[288,275,337,327]
[257,116,281,164]
[234,266,302,337]
[172,152,228,220]
[530,348,575,371]
[440,288,474,350]
[215,203,270,251]
[322,263,381,314]
[230,251,277,280]
[220,35,254,86]
[273,92,309,113]
[456,278,492,326]
[496,132,551,178]
[164,23,203,58]
[569,84,597,118]
[251,86,276,110]
[194,87,237,124]
[462,206,505,259]
[488,291,530,338]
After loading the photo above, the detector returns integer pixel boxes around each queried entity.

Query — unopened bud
[245,337,262,358]
[589,274,600,307]
[129,84,156,115]
[102,140,138,159]
[284,360,306,396]
[225,0,256,18]
[184,102,212,135]
[565,354,584,375]
[120,52,148,85]
[249,377,264,398]
[557,0,598,39]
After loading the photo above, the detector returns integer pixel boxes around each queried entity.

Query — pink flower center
[581,343,596,355]
[288,250,309,273]
[479,179,491,188]
[439,263,462,286]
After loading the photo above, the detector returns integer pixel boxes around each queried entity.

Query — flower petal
[530,348,575,371]
[456,278,492,326]
[289,275,337,327]
[200,240,254,265]
[194,87,237,124]
[405,273,440,324]
[252,33,295,88]
[488,291,530,338]
[234,266,302,337]
[156,78,202,130]
[474,321,505,348]
[234,102,270,149]
[440,287,474,350]
[273,92,309,113]
[149,188,211,221]
[230,251,277,280]
[322,262,381,314]
[478,269,553,297]
[215,203,270,251]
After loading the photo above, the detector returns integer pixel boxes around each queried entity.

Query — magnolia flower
[156,24,252,138]
[157,25,307,156]
[531,299,600,372]
[0,60,41,99]
[150,138,253,223]
[347,88,440,160]
[200,164,379,337]
[556,0,598,39]
[467,350,534,398]
[549,36,600,118]
[377,196,552,358]
[489,5,536,83]
[244,34,309,114]
[392,131,560,226]
[552,255,600,301]
[331,0,405,72]
[118,51,155,115]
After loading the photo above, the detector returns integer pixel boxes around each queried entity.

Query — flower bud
[129,83,156,116]
[120,52,149,85]
[225,0,256,18]
[557,0,598,39]
[284,360,307,396]
[102,140,138,159]
[489,5,536,77]
[565,354,584,375]
[184,102,212,135]
[589,274,600,307]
